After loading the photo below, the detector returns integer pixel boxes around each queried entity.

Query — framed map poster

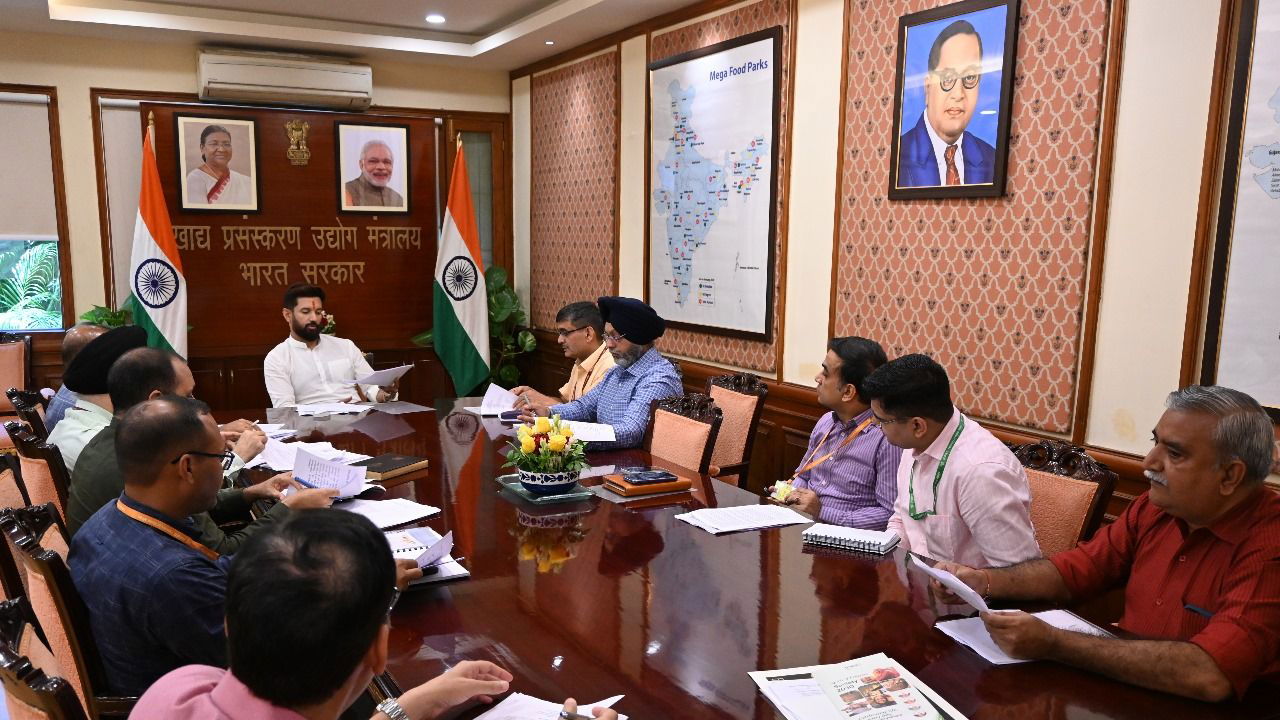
[647,27,780,340]
[1200,0,1280,419]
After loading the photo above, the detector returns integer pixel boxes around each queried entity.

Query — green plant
[411,265,537,387]
[0,240,62,330]
[79,305,132,328]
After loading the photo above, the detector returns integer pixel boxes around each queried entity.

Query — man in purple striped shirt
[782,337,903,530]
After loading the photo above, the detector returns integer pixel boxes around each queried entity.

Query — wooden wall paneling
[1069,0,1128,444]
[29,332,65,391]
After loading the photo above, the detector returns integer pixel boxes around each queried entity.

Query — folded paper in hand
[293,447,369,498]
[465,384,519,415]
[344,364,412,387]
[907,553,988,612]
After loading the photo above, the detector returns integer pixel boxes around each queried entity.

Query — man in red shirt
[933,385,1280,702]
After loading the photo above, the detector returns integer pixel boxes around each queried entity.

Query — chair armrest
[95,695,138,716]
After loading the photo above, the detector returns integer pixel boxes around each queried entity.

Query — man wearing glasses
[860,354,1038,567]
[511,301,615,407]
[519,296,682,450]
[897,19,996,188]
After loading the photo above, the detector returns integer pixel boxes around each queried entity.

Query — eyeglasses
[601,331,627,343]
[386,587,401,620]
[170,449,234,467]
[870,413,909,428]
[931,67,981,93]
[556,326,589,339]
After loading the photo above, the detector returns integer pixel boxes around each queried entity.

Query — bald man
[343,140,403,207]
[45,323,107,432]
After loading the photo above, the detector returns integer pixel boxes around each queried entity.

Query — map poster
[1203,0,1280,416]
[647,27,781,340]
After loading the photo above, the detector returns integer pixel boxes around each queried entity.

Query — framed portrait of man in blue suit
[888,0,1019,199]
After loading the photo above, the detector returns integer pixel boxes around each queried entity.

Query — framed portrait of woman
[175,115,260,212]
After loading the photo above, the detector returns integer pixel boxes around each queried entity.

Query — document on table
[936,609,1113,665]
[464,384,519,415]
[296,402,370,416]
[749,667,845,720]
[907,552,989,612]
[371,400,434,415]
[344,364,412,387]
[253,423,296,440]
[338,498,440,529]
[293,447,368,498]
[473,693,625,720]
[674,504,811,535]
[562,420,616,442]
[246,439,371,471]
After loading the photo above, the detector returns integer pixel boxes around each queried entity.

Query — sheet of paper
[748,669,843,720]
[246,439,371,471]
[296,402,370,416]
[674,504,811,535]
[337,498,440,529]
[473,693,625,720]
[345,364,413,387]
[579,464,617,479]
[384,527,468,583]
[474,383,519,414]
[294,447,367,497]
[255,423,287,433]
[371,401,434,415]
[936,609,1112,666]
[907,553,988,612]
[810,653,965,719]
[562,420,616,442]
[415,530,453,568]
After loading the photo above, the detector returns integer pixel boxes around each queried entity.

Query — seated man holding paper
[511,300,615,407]
[66,347,335,546]
[264,283,398,407]
[520,297,682,450]
[772,337,902,530]
[861,354,1040,567]
[931,386,1280,702]
[135,509,620,720]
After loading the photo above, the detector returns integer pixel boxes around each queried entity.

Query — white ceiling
[0,0,705,70]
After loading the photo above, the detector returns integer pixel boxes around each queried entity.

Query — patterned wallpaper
[529,51,619,329]
[649,0,792,373]
[833,0,1109,432]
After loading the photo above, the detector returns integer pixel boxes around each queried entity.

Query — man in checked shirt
[775,337,902,529]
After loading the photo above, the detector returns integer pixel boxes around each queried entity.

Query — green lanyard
[907,416,965,521]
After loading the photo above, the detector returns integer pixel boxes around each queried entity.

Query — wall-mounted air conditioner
[198,50,373,110]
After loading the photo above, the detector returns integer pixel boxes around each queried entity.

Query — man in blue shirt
[43,323,106,433]
[521,297,682,449]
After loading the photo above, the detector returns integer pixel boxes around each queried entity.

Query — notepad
[337,498,439,529]
[674,504,811,535]
[802,523,900,555]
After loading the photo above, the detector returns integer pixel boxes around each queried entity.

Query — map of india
[652,79,767,306]
[1246,86,1280,199]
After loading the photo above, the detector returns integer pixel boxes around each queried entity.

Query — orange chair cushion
[0,468,24,510]
[707,386,757,467]
[1026,468,1100,557]
[18,458,63,518]
[649,410,713,471]
[22,560,88,713]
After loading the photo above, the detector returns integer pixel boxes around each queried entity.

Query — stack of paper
[936,609,1112,665]
[245,439,371,471]
[674,504,810,535]
[385,527,468,584]
[293,447,376,499]
[295,402,369,416]
[473,693,625,720]
[464,384,518,415]
[338,498,439,529]
[751,653,965,720]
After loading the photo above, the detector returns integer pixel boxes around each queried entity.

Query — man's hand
[517,402,552,423]
[511,386,558,411]
[280,487,337,509]
[397,660,514,718]
[394,558,424,590]
[562,699,619,719]
[981,610,1058,659]
[928,561,988,605]
[375,380,399,404]
[785,488,822,518]
[242,472,299,502]
[230,426,267,463]
[220,418,254,435]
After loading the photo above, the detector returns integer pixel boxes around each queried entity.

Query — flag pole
[147,111,156,155]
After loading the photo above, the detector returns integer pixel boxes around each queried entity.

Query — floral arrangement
[504,415,588,473]
[320,311,337,335]
[512,510,587,573]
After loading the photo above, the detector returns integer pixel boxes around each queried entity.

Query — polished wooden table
[233,399,1280,719]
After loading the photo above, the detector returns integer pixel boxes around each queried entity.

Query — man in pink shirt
[134,510,617,719]
[861,354,1040,567]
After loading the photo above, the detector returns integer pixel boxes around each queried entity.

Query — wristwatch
[376,698,411,720]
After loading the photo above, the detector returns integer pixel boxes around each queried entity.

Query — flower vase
[517,468,581,496]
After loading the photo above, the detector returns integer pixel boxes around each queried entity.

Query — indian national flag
[126,125,187,357]
[433,141,490,395]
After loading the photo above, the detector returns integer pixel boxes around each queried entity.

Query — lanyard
[907,416,965,521]
[115,499,220,562]
[790,416,874,482]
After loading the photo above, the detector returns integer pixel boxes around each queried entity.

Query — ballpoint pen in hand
[559,712,591,720]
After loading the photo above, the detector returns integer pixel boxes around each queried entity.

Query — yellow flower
[562,425,574,438]
[517,424,531,439]
[547,434,567,452]
[534,416,552,434]
[520,435,536,453]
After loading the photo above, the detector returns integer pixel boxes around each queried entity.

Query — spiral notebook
[801,523,899,554]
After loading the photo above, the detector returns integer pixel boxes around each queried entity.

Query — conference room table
[233,398,1280,719]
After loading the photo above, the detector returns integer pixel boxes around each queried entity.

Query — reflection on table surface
[224,399,1280,720]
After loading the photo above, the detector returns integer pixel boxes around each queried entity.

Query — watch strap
[376,698,410,720]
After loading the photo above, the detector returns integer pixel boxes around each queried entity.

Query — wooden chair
[1010,439,1116,556]
[0,598,88,720]
[9,518,134,717]
[4,422,70,521]
[642,394,722,475]
[705,373,768,488]
[7,389,49,442]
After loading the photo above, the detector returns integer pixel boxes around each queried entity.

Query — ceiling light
[425,13,445,24]
[545,40,555,45]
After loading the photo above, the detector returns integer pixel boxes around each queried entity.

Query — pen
[559,712,591,720]
[420,556,466,569]
[294,476,319,489]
